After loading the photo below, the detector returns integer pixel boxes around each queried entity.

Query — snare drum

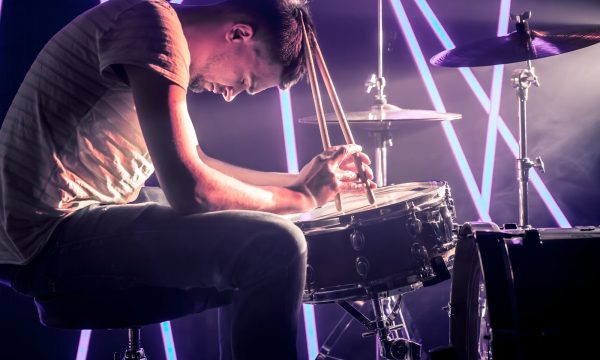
[287,181,456,304]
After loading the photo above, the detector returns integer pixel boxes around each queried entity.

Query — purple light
[278,89,319,359]
[278,90,300,173]
[161,321,178,360]
[482,0,510,214]
[75,330,91,360]
[389,0,491,221]
[415,0,571,228]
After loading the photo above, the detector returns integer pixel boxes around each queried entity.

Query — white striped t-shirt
[0,0,190,264]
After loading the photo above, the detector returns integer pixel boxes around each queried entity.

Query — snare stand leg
[314,312,354,360]
[370,294,421,360]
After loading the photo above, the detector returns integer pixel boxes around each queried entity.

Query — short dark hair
[224,0,315,90]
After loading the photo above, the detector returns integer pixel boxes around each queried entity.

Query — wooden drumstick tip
[334,193,343,212]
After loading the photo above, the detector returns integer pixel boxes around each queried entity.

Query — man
[0,0,373,358]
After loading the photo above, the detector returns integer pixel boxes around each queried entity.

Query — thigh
[21,202,304,296]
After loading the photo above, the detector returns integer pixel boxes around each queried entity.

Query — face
[189,26,283,102]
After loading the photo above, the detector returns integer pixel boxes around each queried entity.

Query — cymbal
[431,25,600,67]
[298,104,461,131]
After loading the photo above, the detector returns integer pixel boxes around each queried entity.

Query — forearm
[190,163,313,214]
[198,146,299,187]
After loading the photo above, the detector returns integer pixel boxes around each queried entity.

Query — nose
[223,86,244,102]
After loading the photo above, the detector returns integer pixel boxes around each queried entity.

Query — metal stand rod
[374,130,393,187]
[510,13,545,228]
[517,84,529,227]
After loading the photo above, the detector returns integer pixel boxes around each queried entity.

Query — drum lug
[406,202,423,238]
[350,229,366,251]
[355,256,371,278]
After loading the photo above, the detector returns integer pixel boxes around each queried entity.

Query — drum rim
[296,181,451,234]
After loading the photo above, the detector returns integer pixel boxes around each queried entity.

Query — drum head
[287,181,450,233]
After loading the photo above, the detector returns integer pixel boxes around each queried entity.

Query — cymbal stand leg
[511,60,544,228]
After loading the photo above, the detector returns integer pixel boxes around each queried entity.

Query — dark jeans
[3,189,307,360]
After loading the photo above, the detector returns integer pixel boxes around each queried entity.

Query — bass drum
[450,223,600,360]
[287,181,456,304]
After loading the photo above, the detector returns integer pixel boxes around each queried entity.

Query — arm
[196,146,298,187]
[125,64,315,214]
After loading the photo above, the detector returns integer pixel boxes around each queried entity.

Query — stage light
[413,0,571,227]
[75,330,91,360]
[278,89,320,360]
[161,321,178,360]
[279,89,300,173]
[389,0,491,221]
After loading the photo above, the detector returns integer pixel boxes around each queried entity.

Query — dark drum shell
[288,182,456,304]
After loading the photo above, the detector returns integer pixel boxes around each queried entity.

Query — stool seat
[35,286,233,329]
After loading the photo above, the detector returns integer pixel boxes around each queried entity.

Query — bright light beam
[415,0,570,227]
[161,321,178,360]
[390,0,491,221]
[482,0,511,214]
[278,89,319,360]
[75,330,92,360]
[481,65,502,214]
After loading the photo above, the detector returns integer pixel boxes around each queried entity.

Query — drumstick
[310,32,376,205]
[301,16,343,212]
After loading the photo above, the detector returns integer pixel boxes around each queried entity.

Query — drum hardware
[313,297,421,360]
[449,223,600,359]
[431,12,600,226]
[291,183,456,359]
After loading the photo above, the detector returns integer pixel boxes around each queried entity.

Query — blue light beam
[278,89,319,360]
[390,0,491,221]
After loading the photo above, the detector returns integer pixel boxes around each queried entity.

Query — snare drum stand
[314,293,421,360]
[510,12,546,227]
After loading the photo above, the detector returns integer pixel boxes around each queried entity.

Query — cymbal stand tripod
[510,12,545,227]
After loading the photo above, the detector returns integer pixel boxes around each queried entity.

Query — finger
[339,181,367,193]
[330,144,362,168]
[353,151,371,166]
[336,170,358,182]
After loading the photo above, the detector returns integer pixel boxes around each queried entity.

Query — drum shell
[451,224,600,360]
[304,203,453,303]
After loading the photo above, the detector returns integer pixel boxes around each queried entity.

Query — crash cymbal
[431,25,600,67]
[298,104,461,131]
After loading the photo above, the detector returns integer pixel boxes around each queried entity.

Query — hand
[292,144,376,209]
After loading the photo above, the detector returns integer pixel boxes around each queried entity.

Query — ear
[226,24,254,43]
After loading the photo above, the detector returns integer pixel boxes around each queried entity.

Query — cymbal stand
[509,12,545,227]
[364,0,399,187]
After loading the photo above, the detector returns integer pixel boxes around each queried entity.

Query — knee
[256,214,307,264]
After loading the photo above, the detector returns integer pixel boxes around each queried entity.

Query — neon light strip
[75,330,92,360]
[389,0,491,221]
[482,0,511,214]
[279,89,300,173]
[415,0,570,227]
[481,65,502,214]
[0,0,4,20]
[161,321,178,360]
[278,89,319,359]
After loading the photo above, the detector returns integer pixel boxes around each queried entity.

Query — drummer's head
[176,0,315,101]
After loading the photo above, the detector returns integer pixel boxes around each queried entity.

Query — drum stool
[34,286,231,359]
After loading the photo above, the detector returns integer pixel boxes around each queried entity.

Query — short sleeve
[98,0,190,90]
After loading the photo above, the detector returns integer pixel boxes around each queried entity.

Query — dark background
[1,0,599,359]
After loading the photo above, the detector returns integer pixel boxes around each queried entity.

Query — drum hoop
[297,181,451,234]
